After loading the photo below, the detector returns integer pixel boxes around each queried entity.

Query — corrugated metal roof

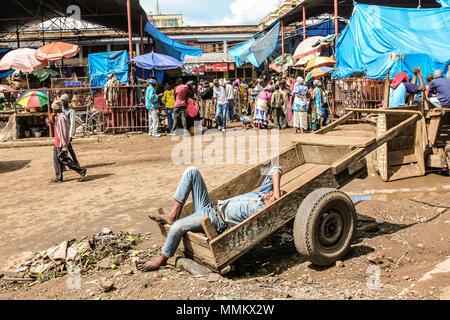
[0,0,146,35]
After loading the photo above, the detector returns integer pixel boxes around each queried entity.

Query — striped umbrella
[305,56,336,72]
[17,91,48,109]
[305,67,334,83]
[36,42,80,61]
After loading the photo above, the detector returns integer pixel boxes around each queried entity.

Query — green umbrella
[32,68,59,82]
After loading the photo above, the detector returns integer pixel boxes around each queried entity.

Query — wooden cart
[156,113,425,273]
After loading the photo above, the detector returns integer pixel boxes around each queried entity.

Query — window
[165,19,179,27]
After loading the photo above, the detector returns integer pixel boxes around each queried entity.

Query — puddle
[350,189,449,203]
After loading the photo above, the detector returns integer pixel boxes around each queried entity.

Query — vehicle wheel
[293,188,357,266]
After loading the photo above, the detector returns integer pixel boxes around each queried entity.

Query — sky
[140,0,281,26]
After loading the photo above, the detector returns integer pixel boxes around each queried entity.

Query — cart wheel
[293,188,357,266]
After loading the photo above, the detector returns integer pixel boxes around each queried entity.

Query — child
[240,109,253,131]
[50,101,87,183]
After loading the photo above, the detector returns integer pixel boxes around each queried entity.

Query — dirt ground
[0,124,449,300]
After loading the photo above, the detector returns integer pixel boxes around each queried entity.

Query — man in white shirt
[60,94,80,167]
[213,79,228,133]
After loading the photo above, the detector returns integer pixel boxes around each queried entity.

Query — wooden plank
[414,120,427,175]
[346,108,421,116]
[388,136,415,151]
[292,134,374,148]
[384,70,390,108]
[315,111,355,135]
[177,240,218,269]
[301,144,353,165]
[162,224,210,248]
[210,165,335,269]
[332,114,420,175]
[180,146,302,219]
[377,113,389,181]
[428,115,442,146]
[388,163,422,181]
[201,217,218,240]
[388,150,418,166]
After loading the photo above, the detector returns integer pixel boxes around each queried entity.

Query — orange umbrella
[36,42,80,61]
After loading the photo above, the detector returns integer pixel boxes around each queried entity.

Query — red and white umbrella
[36,42,80,61]
[0,48,47,72]
[293,36,325,60]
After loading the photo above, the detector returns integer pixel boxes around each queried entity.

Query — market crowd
[144,74,332,137]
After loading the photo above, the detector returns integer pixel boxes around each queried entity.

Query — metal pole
[127,0,133,60]
[334,0,339,41]
[281,21,285,63]
[302,5,306,41]
[140,14,145,79]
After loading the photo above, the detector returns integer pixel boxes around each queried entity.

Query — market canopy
[334,4,450,79]
[0,0,146,35]
[265,0,442,31]
[88,50,130,87]
[144,22,203,62]
[229,22,280,68]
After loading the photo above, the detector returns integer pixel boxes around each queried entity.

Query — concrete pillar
[136,42,140,56]
[223,40,228,54]
[107,44,111,52]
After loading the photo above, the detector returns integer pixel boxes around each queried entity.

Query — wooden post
[127,0,133,60]
[281,20,285,63]
[334,0,339,41]
[302,5,306,41]
[383,69,390,108]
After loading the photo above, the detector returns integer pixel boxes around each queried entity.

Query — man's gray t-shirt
[213,86,228,105]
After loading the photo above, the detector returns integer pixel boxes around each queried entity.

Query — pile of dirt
[0,229,157,290]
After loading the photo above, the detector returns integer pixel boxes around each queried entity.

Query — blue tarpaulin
[229,22,280,68]
[88,50,130,87]
[437,0,450,7]
[296,20,346,38]
[335,4,450,80]
[144,22,203,62]
[0,48,14,79]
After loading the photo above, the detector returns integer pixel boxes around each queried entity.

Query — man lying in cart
[137,166,283,272]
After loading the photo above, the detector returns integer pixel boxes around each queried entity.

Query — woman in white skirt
[291,77,310,134]
[254,85,272,129]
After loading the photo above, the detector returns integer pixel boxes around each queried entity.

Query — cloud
[221,0,279,25]
[140,0,279,26]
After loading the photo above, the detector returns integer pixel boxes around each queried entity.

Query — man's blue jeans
[166,108,174,133]
[227,100,235,122]
[216,103,228,130]
[162,167,222,258]
[161,166,280,258]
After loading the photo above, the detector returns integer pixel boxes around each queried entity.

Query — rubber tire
[293,188,357,266]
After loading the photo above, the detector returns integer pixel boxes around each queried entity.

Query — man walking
[213,79,228,133]
[172,78,189,136]
[50,101,86,183]
[60,93,80,167]
[225,80,235,122]
[146,79,160,137]
[162,83,175,134]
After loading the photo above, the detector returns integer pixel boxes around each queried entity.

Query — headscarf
[296,77,304,84]
[390,72,409,89]
[264,85,272,92]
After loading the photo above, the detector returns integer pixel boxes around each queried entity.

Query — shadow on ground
[225,208,447,278]
[84,162,116,169]
[0,160,31,174]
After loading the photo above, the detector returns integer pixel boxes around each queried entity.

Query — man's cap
[60,94,70,102]
[52,101,62,110]
[149,78,157,84]
[433,70,444,79]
